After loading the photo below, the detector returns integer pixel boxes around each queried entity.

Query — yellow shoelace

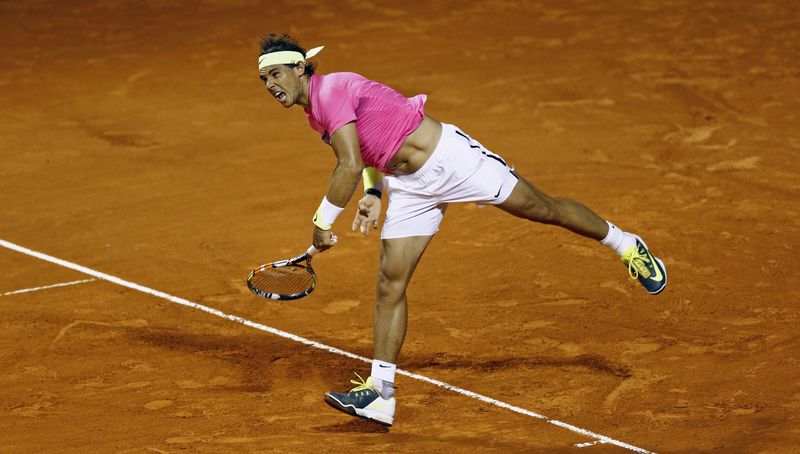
[621,247,652,279]
[348,372,373,392]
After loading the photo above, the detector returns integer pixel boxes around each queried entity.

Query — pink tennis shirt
[304,72,427,173]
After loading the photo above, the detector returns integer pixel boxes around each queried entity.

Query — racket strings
[250,264,314,295]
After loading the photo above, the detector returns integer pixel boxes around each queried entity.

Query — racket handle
[306,234,337,257]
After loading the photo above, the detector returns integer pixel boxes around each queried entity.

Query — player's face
[260,64,305,108]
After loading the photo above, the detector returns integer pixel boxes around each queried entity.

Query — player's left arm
[311,122,363,249]
[352,168,382,237]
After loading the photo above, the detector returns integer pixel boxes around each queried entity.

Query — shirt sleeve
[316,81,358,138]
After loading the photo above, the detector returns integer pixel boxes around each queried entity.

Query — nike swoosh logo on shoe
[649,260,664,282]
[645,250,664,282]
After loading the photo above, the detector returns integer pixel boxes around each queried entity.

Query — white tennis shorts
[381,123,519,239]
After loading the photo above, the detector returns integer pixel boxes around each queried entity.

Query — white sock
[371,359,396,399]
[600,221,636,256]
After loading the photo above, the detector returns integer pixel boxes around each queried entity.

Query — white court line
[0,238,654,453]
[2,278,96,296]
[576,440,608,448]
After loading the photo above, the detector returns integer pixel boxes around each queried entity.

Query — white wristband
[312,197,344,230]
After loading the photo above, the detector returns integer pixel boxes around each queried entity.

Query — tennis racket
[246,237,336,300]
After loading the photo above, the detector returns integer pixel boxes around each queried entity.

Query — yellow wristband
[362,167,384,192]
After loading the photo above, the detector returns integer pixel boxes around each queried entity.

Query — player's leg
[447,125,667,295]
[373,234,433,363]
[497,174,667,294]
[497,175,608,240]
[323,234,433,426]
[324,165,445,425]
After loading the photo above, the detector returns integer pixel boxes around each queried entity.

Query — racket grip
[306,234,337,257]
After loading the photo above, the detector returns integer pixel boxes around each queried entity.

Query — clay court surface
[2,0,799,452]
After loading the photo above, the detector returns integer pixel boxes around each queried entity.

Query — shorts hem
[380,229,439,240]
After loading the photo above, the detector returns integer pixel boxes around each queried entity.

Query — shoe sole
[634,235,668,295]
[324,393,394,426]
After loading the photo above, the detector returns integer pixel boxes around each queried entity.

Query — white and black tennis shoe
[324,374,395,426]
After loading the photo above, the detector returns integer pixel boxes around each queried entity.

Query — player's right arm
[311,122,364,250]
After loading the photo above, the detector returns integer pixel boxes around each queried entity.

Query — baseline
[1,278,96,297]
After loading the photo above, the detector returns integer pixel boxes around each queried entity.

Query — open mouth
[273,90,287,102]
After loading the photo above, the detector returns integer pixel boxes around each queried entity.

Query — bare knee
[376,236,431,308]
[500,179,566,225]
[376,269,408,306]
[517,196,564,225]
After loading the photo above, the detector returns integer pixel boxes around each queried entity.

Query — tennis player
[257,34,667,426]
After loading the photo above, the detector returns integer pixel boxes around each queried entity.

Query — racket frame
[246,245,321,301]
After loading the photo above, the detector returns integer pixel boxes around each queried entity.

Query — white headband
[258,45,324,71]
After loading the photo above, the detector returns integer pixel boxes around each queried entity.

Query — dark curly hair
[258,33,317,77]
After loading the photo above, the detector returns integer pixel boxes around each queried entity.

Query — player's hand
[312,226,337,251]
[352,194,381,236]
